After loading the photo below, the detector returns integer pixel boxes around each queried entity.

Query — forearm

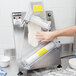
[36,26,76,43]
[53,26,76,37]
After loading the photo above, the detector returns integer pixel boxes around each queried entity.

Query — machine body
[12,11,61,75]
[12,1,61,76]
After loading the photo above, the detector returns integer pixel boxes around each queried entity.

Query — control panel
[46,11,55,31]
[46,11,52,21]
[12,12,22,26]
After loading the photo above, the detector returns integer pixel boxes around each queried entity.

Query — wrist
[52,31,59,38]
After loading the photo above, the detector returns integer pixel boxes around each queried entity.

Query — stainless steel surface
[2,54,74,76]
[60,44,73,57]
[3,44,74,76]
[29,48,61,69]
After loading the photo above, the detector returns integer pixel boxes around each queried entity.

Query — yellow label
[33,5,43,11]
[36,47,47,57]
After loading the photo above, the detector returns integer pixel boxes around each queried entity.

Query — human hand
[36,32,56,43]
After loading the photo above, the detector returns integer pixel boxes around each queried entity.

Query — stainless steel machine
[12,1,61,76]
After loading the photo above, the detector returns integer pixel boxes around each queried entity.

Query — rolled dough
[28,22,41,47]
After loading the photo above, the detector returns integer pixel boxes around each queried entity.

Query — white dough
[28,22,41,47]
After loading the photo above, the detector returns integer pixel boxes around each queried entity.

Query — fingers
[41,40,47,44]
[36,32,47,44]
[36,32,45,35]
[36,36,44,39]
[36,32,44,39]
[36,34,43,37]
[36,32,43,36]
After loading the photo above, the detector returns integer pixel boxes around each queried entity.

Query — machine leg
[17,64,24,76]
[57,64,62,68]
[17,71,23,76]
[17,64,28,76]
[17,71,28,76]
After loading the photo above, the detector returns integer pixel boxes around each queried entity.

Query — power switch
[47,13,51,21]
[48,13,51,17]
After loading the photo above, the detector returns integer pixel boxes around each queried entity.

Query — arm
[36,26,76,43]
[54,26,76,37]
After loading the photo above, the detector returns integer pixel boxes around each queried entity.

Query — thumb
[41,40,46,44]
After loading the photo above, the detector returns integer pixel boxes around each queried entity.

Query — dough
[28,22,41,47]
